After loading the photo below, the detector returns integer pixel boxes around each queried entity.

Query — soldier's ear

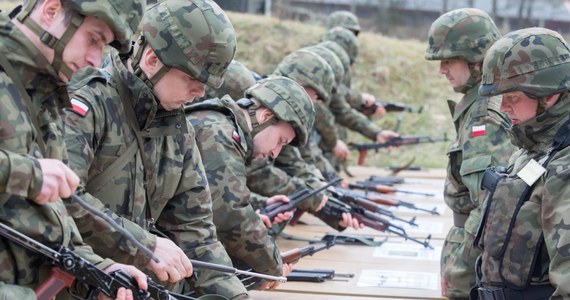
[257,107,275,124]
[545,93,561,110]
[141,47,162,77]
[37,0,63,27]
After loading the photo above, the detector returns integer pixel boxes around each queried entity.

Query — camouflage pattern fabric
[64,51,247,298]
[0,14,113,299]
[440,85,514,299]
[185,97,284,277]
[312,101,338,151]
[475,94,570,295]
[329,84,382,140]
[203,60,257,101]
[325,10,361,33]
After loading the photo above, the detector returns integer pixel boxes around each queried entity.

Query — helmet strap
[536,97,547,115]
[453,63,481,94]
[132,36,170,90]
[17,1,84,80]
[237,98,279,137]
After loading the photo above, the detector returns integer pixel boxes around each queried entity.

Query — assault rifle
[0,222,196,300]
[349,134,448,165]
[240,239,335,288]
[260,178,342,222]
[348,181,435,197]
[322,197,433,249]
[339,187,439,215]
[360,101,423,116]
[329,188,419,226]
[366,176,405,186]
[286,269,354,282]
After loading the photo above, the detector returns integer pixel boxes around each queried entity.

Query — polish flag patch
[70,98,89,117]
[471,125,486,137]
[232,130,241,143]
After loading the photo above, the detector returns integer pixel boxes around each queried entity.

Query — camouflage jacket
[475,94,570,295]
[329,84,381,140]
[185,97,283,277]
[313,101,338,151]
[63,51,247,298]
[0,15,112,299]
[444,83,514,234]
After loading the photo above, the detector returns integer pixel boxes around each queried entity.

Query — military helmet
[425,8,501,63]
[479,27,570,99]
[272,49,335,104]
[326,10,361,34]
[322,26,359,65]
[16,0,144,78]
[205,60,257,100]
[245,76,315,147]
[302,45,345,89]
[140,0,237,88]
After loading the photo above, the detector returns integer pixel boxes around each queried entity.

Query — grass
[228,12,457,169]
[0,2,457,169]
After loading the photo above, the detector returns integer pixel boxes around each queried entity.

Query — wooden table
[249,166,451,299]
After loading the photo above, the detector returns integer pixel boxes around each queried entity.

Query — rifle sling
[86,142,137,192]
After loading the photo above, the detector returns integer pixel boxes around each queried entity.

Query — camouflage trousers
[441,225,480,299]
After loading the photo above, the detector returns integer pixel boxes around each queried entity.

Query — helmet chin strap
[237,98,279,138]
[131,36,169,91]
[453,63,481,94]
[17,1,83,80]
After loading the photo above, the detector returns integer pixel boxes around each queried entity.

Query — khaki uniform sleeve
[314,102,338,151]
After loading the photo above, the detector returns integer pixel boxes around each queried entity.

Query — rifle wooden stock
[357,149,367,166]
[281,246,313,265]
[35,268,75,300]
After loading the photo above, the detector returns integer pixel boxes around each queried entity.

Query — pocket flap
[460,154,492,176]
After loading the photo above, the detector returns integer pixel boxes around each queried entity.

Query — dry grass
[228,12,457,169]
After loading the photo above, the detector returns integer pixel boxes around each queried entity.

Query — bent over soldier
[63,0,248,298]
[186,76,315,291]
[474,27,570,300]
[0,0,147,299]
[424,8,515,299]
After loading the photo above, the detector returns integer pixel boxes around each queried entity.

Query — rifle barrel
[190,259,286,282]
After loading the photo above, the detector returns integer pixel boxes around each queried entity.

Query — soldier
[203,60,258,101]
[473,27,570,300]
[424,8,515,299]
[0,0,147,299]
[186,76,315,290]
[326,10,361,36]
[63,0,249,298]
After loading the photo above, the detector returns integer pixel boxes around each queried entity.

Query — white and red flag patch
[471,125,486,137]
[70,98,89,117]
[232,130,241,143]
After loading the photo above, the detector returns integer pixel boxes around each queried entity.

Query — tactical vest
[473,118,570,300]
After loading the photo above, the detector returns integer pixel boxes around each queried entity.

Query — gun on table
[240,240,335,288]
[366,176,405,186]
[340,187,439,215]
[260,178,342,222]
[286,268,355,282]
[330,187,418,226]
[322,197,433,249]
[349,134,448,166]
[360,101,423,116]
[348,181,435,197]
[0,222,196,300]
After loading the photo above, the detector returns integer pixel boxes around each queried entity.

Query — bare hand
[36,159,80,205]
[339,212,364,230]
[99,263,148,300]
[375,130,399,144]
[315,195,327,212]
[361,92,376,107]
[258,263,293,290]
[146,237,193,282]
[332,140,350,160]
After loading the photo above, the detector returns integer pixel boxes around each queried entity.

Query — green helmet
[245,76,315,147]
[322,26,359,65]
[302,45,345,89]
[272,49,335,104]
[319,40,351,78]
[136,0,237,88]
[326,10,361,34]
[425,8,501,64]
[204,60,257,100]
[16,0,144,78]
[479,27,570,99]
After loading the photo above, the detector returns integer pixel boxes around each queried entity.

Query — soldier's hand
[376,130,399,145]
[332,140,350,160]
[258,263,293,290]
[361,92,376,107]
[339,212,364,230]
[146,237,193,282]
[100,263,148,299]
[37,159,80,205]
[316,194,328,212]
[339,179,349,189]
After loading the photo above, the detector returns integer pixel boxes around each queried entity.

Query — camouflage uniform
[474,28,570,299]
[63,1,247,298]
[186,77,314,278]
[203,60,257,102]
[424,9,515,299]
[0,0,143,298]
